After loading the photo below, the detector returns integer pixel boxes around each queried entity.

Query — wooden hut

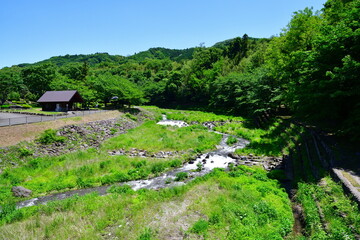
[37,90,83,111]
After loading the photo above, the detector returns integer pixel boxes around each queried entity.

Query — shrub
[127,169,149,180]
[20,104,32,109]
[110,128,117,135]
[76,177,93,188]
[226,136,237,145]
[253,201,277,221]
[75,165,94,177]
[113,172,130,182]
[0,203,16,221]
[27,158,41,169]
[0,202,24,224]
[100,175,116,185]
[131,160,147,169]
[267,169,287,181]
[150,162,166,174]
[169,159,182,168]
[175,172,188,181]
[196,162,203,172]
[107,185,134,194]
[8,92,20,101]
[7,173,23,185]
[99,160,111,169]
[19,147,33,157]
[37,129,66,145]
[191,219,208,234]
[125,113,137,121]
[138,228,153,240]
[209,212,221,225]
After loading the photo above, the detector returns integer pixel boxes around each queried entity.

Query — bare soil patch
[0,111,120,147]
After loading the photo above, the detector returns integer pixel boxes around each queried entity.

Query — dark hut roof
[37,90,83,103]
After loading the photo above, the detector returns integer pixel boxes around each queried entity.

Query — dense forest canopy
[0,0,359,141]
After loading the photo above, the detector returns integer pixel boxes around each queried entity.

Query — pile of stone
[227,153,284,170]
[201,121,242,130]
[262,156,284,171]
[109,148,183,158]
[34,117,139,157]
[11,186,32,197]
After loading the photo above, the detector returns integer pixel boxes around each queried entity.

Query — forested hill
[23,53,125,67]
[0,0,359,142]
[212,36,268,50]
[127,47,196,62]
[16,47,197,67]
[14,37,265,67]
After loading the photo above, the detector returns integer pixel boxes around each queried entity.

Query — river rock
[227,153,239,159]
[12,186,32,197]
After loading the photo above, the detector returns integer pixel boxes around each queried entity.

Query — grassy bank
[0,166,294,240]
[0,121,221,205]
[143,106,300,157]
[142,106,245,123]
[296,177,360,239]
[287,128,360,239]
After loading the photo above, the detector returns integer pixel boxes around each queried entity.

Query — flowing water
[16,116,249,209]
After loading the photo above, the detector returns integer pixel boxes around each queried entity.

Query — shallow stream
[17,116,249,208]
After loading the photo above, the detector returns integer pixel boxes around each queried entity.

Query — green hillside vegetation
[127,47,196,62]
[27,53,125,67]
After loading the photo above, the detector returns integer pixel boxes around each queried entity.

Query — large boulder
[11,186,32,197]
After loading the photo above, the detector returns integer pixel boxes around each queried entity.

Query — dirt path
[0,111,120,147]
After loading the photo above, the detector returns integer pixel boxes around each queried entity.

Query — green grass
[141,106,244,123]
[174,172,188,181]
[290,126,360,239]
[226,135,238,145]
[144,106,296,157]
[214,119,304,157]
[0,166,294,239]
[0,108,64,115]
[37,129,66,144]
[103,121,221,153]
[0,120,221,205]
[296,177,360,239]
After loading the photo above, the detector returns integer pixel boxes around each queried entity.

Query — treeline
[0,0,359,140]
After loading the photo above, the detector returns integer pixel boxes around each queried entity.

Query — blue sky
[0,0,326,68]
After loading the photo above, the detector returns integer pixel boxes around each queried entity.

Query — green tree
[90,73,144,107]
[58,62,88,82]
[21,63,56,98]
[0,67,24,103]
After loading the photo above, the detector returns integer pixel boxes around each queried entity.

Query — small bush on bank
[37,129,66,145]
[19,147,33,157]
[226,135,237,145]
[20,104,32,109]
[175,172,188,181]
